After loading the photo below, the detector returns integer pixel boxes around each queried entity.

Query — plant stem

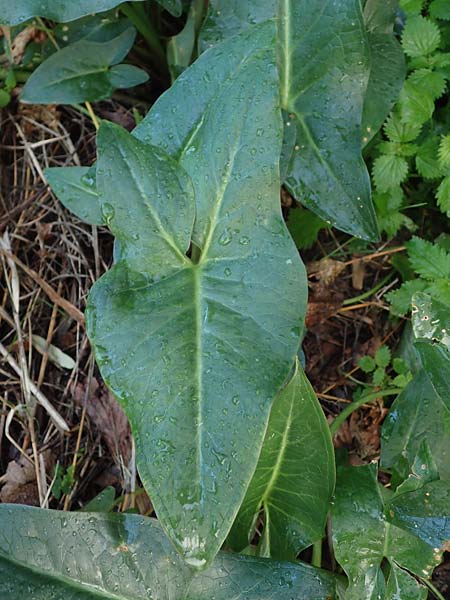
[342,272,394,306]
[84,101,100,130]
[121,2,166,65]
[329,388,403,436]
[418,577,446,600]
[311,539,322,568]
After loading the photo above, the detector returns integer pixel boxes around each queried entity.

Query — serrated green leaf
[384,112,422,143]
[373,366,386,386]
[21,28,148,104]
[0,0,144,24]
[406,236,450,281]
[438,135,450,166]
[375,345,391,367]
[398,80,436,125]
[87,24,307,568]
[429,0,450,20]
[401,16,441,58]
[197,0,377,241]
[46,166,103,225]
[382,370,450,480]
[416,137,443,179]
[408,68,447,100]
[359,355,376,373]
[412,292,450,349]
[332,464,439,600]
[373,154,409,191]
[228,361,335,560]
[436,176,450,216]
[0,506,338,599]
[393,357,409,375]
[400,0,425,15]
[387,279,428,316]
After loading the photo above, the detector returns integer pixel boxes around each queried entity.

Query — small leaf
[0,506,338,599]
[398,80,436,125]
[400,0,425,15]
[359,355,376,373]
[46,166,103,225]
[416,137,443,180]
[414,342,450,411]
[375,345,391,368]
[393,357,409,375]
[438,135,450,167]
[406,236,450,281]
[429,0,450,20]
[228,361,335,560]
[372,154,409,191]
[286,207,329,250]
[384,112,422,143]
[372,366,386,386]
[436,176,450,217]
[79,486,116,512]
[401,16,441,58]
[21,28,148,104]
[387,279,428,316]
[408,68,447,100]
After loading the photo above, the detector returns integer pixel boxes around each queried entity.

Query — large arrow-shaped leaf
[198,0,378,241]
[0,505,338,599]
[332,464,443,599]
[0,0,180,25]
[228,360,335,560]
[88,22,306,568]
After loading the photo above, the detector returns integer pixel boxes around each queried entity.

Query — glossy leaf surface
[412,292,450,349]
[381,370,450,481]
[199,0,378,241]
[88,23,306,568]
[46,166,103,226]
[332,464,441,599]
[0,0,180,25]
[0,505,337,599]
[21,28,148,104]
[228,360,335,560]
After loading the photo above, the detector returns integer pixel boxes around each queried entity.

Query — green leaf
[375,345,391,368]
[388,480,450,548]
[438,135,450,167]
[198,0,377,241]
[46,166,103,225]
[414,342,450,411]
[416,137,443,179]
[408,68,447,100]
[88,24,307,568]
[167,0,205,80]
[411,292,450,349]
[398,80,436,125]
[395,440,439,495]
[406,236,450,281]
[436,176,450,216]
[359,355,376,373]
[386,564,427,600]
[0,505,338,599]
[0,0,180,24]
[384,111,422,143]
[372,154,409,191]
[401,16,441,58]
[21,28,148,104]
[387,279,428,316]
[286,206,329,250]
[79,486,116,512]
[362,32,406,144]
[400,0,425,15]
[372,366,386,386]
[364,0,398,34]
[429,0,450,20]
[332,464,441,599]
[228,361,335,560]
[381,370,450,481]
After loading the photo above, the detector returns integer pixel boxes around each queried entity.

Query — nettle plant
[1,1,450,599]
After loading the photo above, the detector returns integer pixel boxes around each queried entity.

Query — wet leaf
[0,505,338,599]
[88,23,306,568]
[21,28,148,104]
[0,0,180,25]
[228,360,335,560]
[381,370,450,481]
[46,166,103,225]
[332,464,441,599]
[198,0,378,241]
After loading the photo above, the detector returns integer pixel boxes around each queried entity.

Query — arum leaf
[46,166,103,225]
[332,464,441,599]
[21,28,148,104]
[0,0,181,25]
[0,505,338,599]
[198,0,378,241]
[228,360,335,560]
[88,23,306,568]
[167,0,205,80]
[381,370,450,481]
[412,292,450,349]
[414,342,450,411]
